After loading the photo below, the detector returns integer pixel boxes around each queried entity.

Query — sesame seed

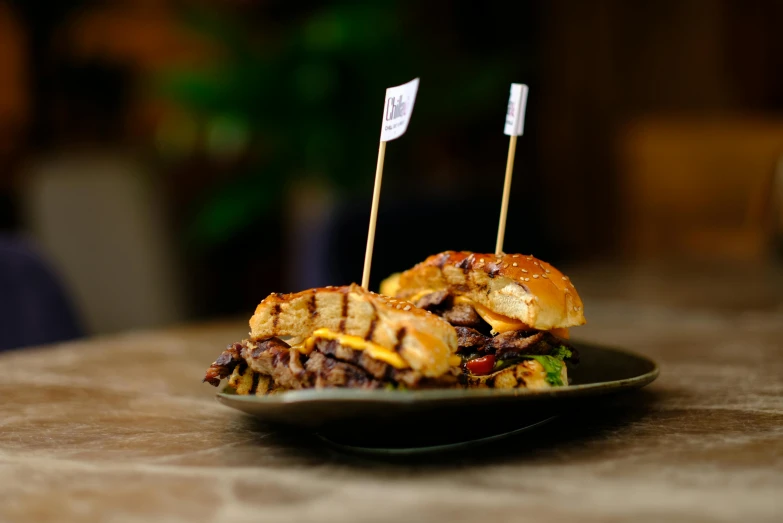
[512,262,518,267]
[512,254,520,258]
[503,263,509,268]
[562,276,568,280]
[525,277,530,281]
[542,273,548,279]
[526,256,532,260]
[403,305,411,311]
[396,304,402,309]
[533,274,539,279]
[573,307,578,312]
[545,269,551,273]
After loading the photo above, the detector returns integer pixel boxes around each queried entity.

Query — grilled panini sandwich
[204,283,461,394]
[381,251,585,389]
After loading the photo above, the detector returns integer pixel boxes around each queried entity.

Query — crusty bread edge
[391,251,586,330]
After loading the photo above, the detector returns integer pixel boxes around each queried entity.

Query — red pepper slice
[465,354,496,376]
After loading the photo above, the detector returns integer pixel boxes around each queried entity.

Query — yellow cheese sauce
[453,296,527,333]
[295,328,461,371]
[402,290,529,334]
[299,328,409,369]
[406,289,437,304]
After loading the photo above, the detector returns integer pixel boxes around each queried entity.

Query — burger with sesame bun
[380,251,585,389]
[203,283,462,394]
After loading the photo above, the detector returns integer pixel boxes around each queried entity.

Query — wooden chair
[618,118,783,261]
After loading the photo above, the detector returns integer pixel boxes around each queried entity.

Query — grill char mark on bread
[307,293,317,318]
[339,292,349,332]
[365,305,378,341]
[247,284,458,378]
[204,284,461,393]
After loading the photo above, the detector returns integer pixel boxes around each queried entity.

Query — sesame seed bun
[249,283,459,377]
[385,251,585,331]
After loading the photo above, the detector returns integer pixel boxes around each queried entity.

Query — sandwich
[380,251,585,389]
[203,283,461,394]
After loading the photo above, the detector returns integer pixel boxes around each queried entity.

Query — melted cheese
[405,289,438,305]
[403,290,569,339]
[404,290,529,333]
[448,355,462,367]
[298,328,409,369]
[379,273,402,297]
[453,296,528,334]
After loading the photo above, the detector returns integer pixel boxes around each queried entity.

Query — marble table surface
[1,262,782,522]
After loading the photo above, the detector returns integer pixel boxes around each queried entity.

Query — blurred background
[1,0,782,350]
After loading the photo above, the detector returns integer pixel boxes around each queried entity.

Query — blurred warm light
[63,1,219,70]
[619,117,783,261]
[1,0,781,340]
[0,3,28,160]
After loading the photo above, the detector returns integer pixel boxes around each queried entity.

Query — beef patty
[203,336,459,395]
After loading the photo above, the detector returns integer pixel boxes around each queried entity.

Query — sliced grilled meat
[244,339,311,390]
[203,341,249,386]
[491,330,545,359]
[455,326,491,351]
[413,290,450,310]
[205,334,461,393]
[313,337,457,388]
[305,351,382,389]
[316,338,389,379]
[454,325,576,361]
[414,291,489,332]
[441,302,482,327]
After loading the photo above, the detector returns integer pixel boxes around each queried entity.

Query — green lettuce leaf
[526,355,566,386]
[549,345,573,361]
[489,344,574,385]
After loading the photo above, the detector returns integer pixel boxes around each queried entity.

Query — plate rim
[215,342,659,405]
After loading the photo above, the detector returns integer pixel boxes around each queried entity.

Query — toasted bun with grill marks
[249,283,458,377]
[386,251,585,331]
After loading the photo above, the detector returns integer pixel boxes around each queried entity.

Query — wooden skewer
[495,134,518,255]
[361,77,418,289]
[361,140,387,289]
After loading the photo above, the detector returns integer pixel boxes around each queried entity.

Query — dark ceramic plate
[216,342,658,452]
